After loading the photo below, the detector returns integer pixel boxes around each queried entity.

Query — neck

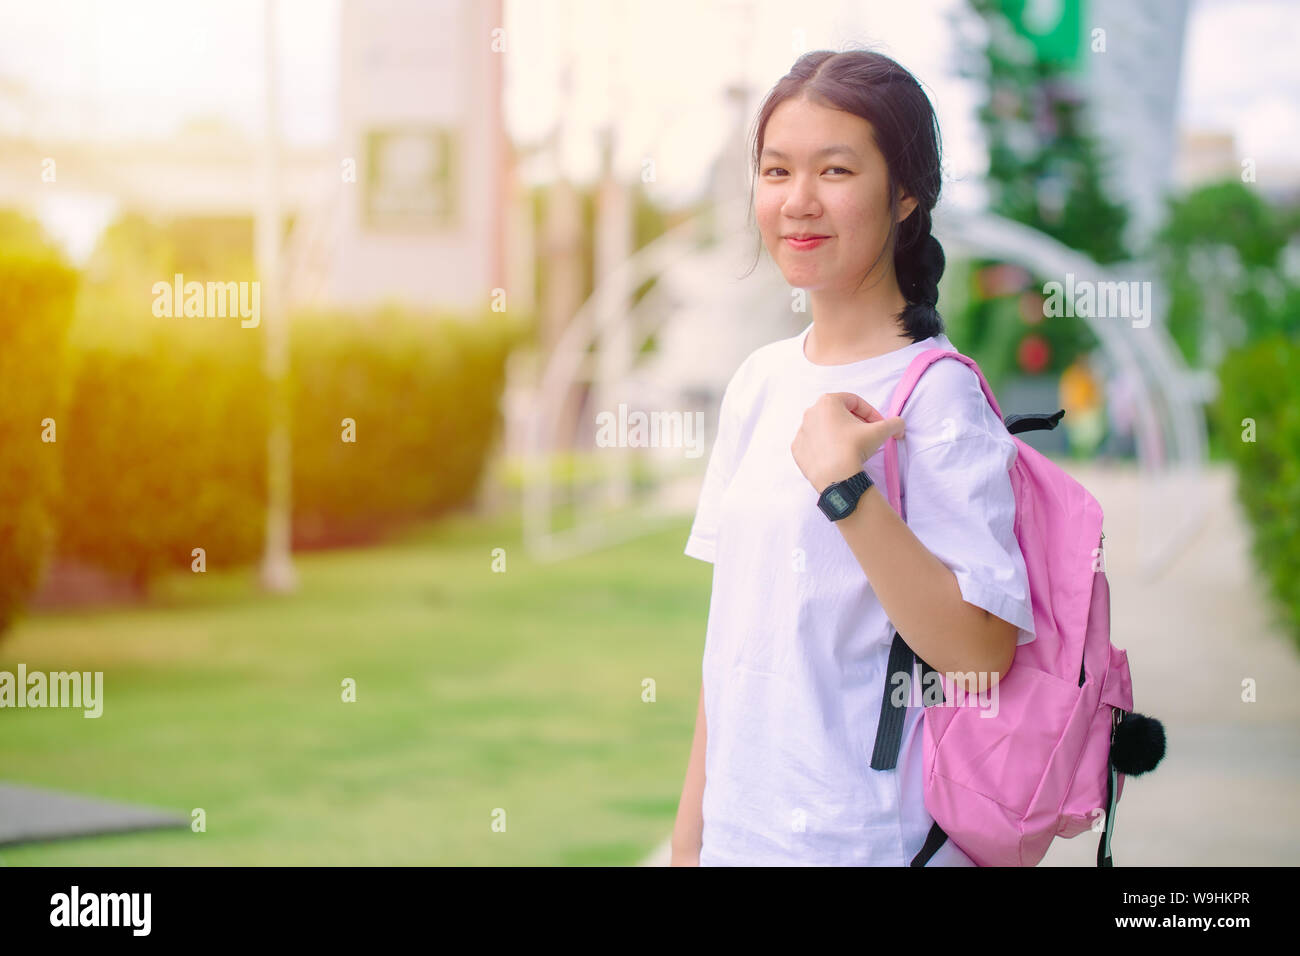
[805,271,913,364]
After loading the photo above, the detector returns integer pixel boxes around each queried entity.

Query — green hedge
[288,307,521,546]
[1214,333,1300,652]
[55,321,269,589]
[0,247,78,634]
[0,236,80,637]
[52,307,525,588]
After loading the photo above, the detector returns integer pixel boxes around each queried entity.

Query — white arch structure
[525,197,1215,579]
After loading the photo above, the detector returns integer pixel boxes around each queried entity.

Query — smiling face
[756,95,917,293]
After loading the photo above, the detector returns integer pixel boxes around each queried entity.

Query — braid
[894,231,946,341]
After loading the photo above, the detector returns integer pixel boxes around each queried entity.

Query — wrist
[816,467,875,522]
[815,461,866,493]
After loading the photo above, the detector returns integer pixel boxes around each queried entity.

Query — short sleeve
[683,366,747,564]
[899,366,1036,645]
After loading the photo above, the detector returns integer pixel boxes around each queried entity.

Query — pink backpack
[869,348,1166,867]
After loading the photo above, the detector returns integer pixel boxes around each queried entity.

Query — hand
[791,392,905,493]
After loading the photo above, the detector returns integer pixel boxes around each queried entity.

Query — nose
[781,172,822,219]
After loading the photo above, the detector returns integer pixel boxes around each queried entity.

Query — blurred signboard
[333,0,502,308]
[363,127,458,231]
[1000,0,1084,69]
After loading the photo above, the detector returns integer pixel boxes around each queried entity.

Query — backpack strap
[1097,708,1123,866]
[911,822,949,867]
[870,349,998,866]
[869,630,916,771]
[881,348,1003,522]
[871,631,951,865]
[871,632,947,769]
[1004,409,1065,435]
[872,350,996,767]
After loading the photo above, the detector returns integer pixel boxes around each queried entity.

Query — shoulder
[908,352,985,407]
[741,333,794,382]
[903,353,1006,455]
[718,334,786,414]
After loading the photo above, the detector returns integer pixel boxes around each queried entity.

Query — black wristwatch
[817,469,874,521]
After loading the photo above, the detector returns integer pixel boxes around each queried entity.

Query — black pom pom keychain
[1110,711,1166,776]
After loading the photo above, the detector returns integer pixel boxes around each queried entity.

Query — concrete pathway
[0,782,189,851]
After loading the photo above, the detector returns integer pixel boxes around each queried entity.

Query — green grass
[0,507,710,865]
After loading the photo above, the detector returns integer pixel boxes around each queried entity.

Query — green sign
[999,0,1085,68]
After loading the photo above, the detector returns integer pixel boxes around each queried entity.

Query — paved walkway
[647,461,1300,866]
[0,782,188,851]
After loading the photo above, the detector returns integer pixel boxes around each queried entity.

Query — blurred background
[0,0,1297,866]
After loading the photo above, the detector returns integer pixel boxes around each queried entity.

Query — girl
[670,50,1036,866]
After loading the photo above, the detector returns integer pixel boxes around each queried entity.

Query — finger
[862,415,905,439]
[825,392,884,423]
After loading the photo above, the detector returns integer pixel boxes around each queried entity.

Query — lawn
[0,507,710,865]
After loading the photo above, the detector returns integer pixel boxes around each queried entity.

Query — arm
[835,482,1017,689]
[791,390,1020,691]
[669,681,707,865]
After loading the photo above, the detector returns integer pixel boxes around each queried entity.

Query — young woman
[670,50,1036,866]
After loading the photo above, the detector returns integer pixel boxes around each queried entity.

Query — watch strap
[842,470,873,497]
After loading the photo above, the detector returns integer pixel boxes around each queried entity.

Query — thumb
[854,415,905,459]
[835,392,884,423]
[870,415,905,439]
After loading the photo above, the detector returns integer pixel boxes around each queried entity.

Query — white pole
[258,0,297,593]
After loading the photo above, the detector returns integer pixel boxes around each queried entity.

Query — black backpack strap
[910,821,949,867]
[1004,409,1065,435]
[918,656,942,704]
[872,631,948,771]
[872,630,953,865]
[1097,709,1123,866]
[870,631,915,770]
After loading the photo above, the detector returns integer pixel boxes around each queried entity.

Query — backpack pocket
[928,664,1084,818]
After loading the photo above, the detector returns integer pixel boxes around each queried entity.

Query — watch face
[826,489,848,512]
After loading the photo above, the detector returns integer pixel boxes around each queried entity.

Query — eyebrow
[760,144,859,161]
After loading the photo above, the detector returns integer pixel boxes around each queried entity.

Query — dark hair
[744,49,946,342]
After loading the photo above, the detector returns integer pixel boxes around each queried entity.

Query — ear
[896,185,918,224]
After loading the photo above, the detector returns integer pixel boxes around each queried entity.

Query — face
[756,95,917,292]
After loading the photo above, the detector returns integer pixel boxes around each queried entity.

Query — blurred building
[1078,0,1191,253]
[0,0,509,318]
[1175,128,1239,186]
[330,0,507,310]
[999,0,1191,253]
[1175,126,1300,207]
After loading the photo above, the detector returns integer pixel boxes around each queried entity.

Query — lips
[785,235,830,250]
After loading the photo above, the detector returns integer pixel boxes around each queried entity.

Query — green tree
[953,0,1130,382]
[1151,180,1299,369]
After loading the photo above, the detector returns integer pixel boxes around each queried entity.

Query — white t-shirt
[684,321,1036,866]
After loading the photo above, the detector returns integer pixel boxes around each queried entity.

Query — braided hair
[893,232,946,342]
